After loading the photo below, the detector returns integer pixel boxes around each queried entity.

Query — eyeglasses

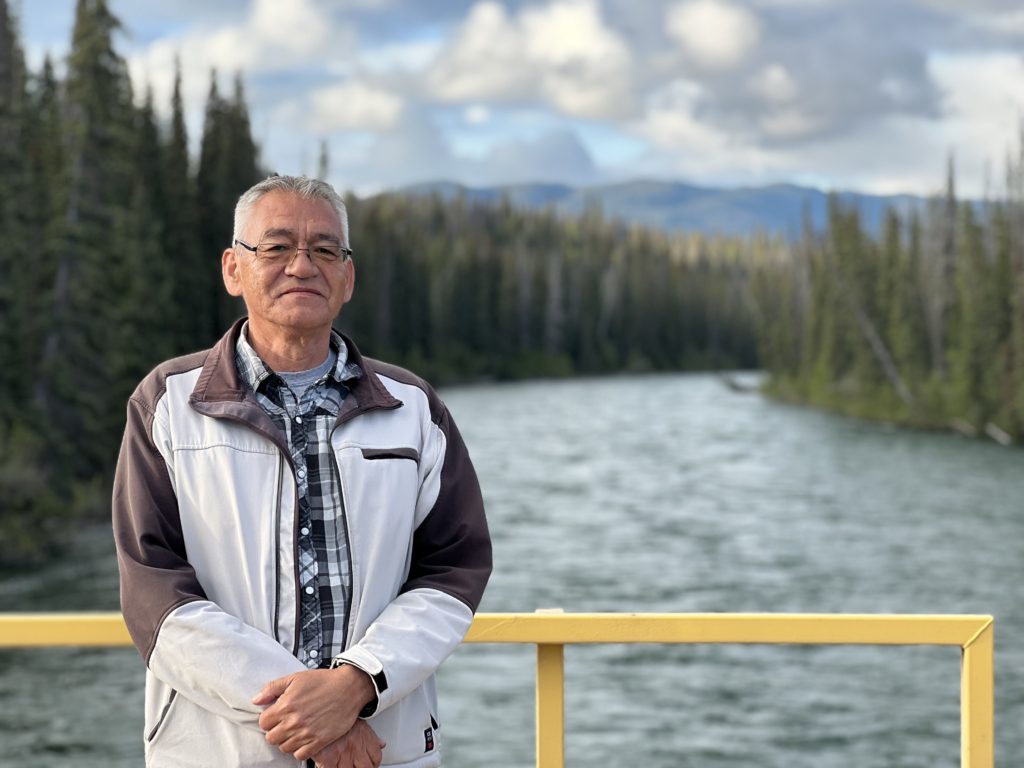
[234,238,353,265]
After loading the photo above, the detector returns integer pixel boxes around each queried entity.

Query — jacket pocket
[360,446,419,462]
[146,688,178,744]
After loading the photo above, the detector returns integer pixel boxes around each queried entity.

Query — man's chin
[264,311,335,333]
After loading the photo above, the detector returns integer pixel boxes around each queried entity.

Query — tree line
[754,152,1024,444]
[0,0,765,562]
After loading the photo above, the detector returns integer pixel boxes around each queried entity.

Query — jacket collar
[189,317,402,420]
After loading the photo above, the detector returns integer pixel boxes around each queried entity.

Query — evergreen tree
[195,72,231,343]
[24,57,68,405]
[196,71,262,339]
[41,0,138,482]
[161,60,204,352]
[0,0,29,421]
[109,85,175,379]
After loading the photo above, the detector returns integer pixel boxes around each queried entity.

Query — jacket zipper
[273,453,284,644]
[329,437,355,653]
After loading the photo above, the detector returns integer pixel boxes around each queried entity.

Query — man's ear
[342,257,355,303]
[222,247,244,297]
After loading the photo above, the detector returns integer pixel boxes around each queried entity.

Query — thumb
[251,674,292,706]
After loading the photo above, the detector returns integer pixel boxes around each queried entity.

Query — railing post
[961,619,994,768]
[536,642,565,768]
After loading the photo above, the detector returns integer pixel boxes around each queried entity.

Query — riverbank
[763,374,1019,448]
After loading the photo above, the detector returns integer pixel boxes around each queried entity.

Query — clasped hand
[253,665,384,767]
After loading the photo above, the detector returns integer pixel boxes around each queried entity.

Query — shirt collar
[234,321,362,395]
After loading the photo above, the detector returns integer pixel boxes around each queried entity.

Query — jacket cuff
[331,647,388,717]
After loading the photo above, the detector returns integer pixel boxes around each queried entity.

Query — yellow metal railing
[0,612,994,767]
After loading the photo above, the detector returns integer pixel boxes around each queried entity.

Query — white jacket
[113,320,491,767]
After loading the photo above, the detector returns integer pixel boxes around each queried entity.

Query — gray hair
[232,175,349,245]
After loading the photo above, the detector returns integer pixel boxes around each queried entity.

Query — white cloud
[310,80,403,132]
[464,104,492,125]
[749,63,798,103]
[758,107,821,140]
[520,0,633,116]
[247,0,331,55]
[631,79,738,166]
[427,3,533,102]
[427,0,635,119]
[127,0,342,119]
[970,9,1024,34]
[926,51,1024,195]
[666,0,761,70]
[630,51,1024,196]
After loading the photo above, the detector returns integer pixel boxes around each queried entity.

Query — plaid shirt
[235,324,363,670]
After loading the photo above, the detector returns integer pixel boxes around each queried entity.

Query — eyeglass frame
[233,238,353,265]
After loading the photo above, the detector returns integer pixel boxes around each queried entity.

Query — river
[1,372,1021,766]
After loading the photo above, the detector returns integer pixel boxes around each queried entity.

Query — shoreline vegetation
[2,1,1023,564]
[755,159,1024,450]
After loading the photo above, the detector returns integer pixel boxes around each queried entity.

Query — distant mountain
[397,179,931,239]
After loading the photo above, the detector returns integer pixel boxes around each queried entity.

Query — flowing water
[1,372,1021,766]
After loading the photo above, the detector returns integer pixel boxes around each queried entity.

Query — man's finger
[294,740,329,761]
[252,674,293,706]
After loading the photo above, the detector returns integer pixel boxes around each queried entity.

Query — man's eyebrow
[261,228,296,239]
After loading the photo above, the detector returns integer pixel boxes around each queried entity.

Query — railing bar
[961,623,994,768]
[0,612,994,649]
[536,643,565,768]
[962,616,994,649]
[0,610,995,768]
[466,613,990,646]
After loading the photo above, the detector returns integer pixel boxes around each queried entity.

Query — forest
[1,0,1022,563]
[755,161,1024,446]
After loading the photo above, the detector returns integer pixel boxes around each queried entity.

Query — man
[113,175,491,768]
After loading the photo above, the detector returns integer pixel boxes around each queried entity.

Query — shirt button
[309,649,319,658]
[300,527,310,536]
[295,416,302,424]
[305,585,315,595]
[297,468,306,479]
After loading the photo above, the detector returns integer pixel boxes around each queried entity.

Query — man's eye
[314,246,340,259]
[262,244,290,253]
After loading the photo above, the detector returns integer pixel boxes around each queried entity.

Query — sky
[16,0,1024,197]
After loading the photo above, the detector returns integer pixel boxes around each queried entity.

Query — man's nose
[285,248,318,276]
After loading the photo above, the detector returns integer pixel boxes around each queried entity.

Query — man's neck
[245,321,332,372]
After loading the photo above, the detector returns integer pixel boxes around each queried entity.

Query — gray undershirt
[277,350,337,402]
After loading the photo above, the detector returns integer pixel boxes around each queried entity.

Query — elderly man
[113,175,491,768]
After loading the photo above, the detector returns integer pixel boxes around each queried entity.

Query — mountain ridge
[395,178,934,238]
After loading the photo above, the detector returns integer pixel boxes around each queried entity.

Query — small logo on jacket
[424,727,434,752]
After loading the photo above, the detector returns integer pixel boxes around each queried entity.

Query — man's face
[222,190,355,337]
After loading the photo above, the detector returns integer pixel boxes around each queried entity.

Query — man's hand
[252,664,376,761]
[313,720,386,768]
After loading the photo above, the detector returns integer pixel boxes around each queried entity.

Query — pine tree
[161,60,204,352]
[23,57,68,407]
[195,72,231,343]
[41,0,139,482]
[196,71,262,339]
[108,85,175,380]
[0,0,29,422]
